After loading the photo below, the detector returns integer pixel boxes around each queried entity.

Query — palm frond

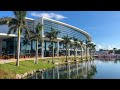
[0,17,14,25]
[22,38,30,46]
[8,25,17,34]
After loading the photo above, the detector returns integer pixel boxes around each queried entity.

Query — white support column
[68,45,70,56]
[68,49,70,56]
[41,17,44,58]
[57,40,59,57]
[75,48,77,57]
[41,40,44,58]
[0,39,2,57]
[87,47,89,57]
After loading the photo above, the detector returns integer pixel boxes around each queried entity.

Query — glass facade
[0,17,91,58]
[43,20,88,41]
[2,37,16,55]
[26,19,34,31]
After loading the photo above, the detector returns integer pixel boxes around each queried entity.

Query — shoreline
[0,56,92,79]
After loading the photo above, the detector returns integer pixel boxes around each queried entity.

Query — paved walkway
[0,56,85,64]
[0,57,42,64]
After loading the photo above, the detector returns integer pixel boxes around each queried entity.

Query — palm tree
[79,40,84,60]
[91,44,96,59]
[88,43,96,59]
[28,23,43,64]
[82,45,86,58]
[0,11,28,66]
[85,40,90,60]
[113,48,116,54]
[62,35,72,62]
[88,43,92,59]
[45,28,60,64]
[73,37,79,61]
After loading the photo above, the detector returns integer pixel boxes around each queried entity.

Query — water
[27,59,120,79]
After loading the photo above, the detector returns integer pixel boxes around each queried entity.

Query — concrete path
[0,58,37,64]
[0,56,86,64]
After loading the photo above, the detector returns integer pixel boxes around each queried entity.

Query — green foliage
[45,28,60,41]
[0,60,54,78]
[115,49,120,54]
[0,11,28,34]
[27,22,43,41]
[62,34,72,45]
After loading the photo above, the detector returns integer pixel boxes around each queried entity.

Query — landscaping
[0,60,55,79]
[0,56,92,79]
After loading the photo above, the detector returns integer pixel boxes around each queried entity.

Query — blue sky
[0,11,120,50]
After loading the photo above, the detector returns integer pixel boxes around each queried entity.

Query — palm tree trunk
[35,39,38,64]
[52,42,54,64]
[16,26,21,66]
[81,46,83,60]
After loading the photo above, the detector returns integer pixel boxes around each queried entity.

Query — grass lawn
[0,60,55,79]
[0,56,90,79]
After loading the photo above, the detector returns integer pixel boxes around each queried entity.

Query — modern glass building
[0,17,92,59]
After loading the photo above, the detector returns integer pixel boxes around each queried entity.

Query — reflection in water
[28,60,97,79]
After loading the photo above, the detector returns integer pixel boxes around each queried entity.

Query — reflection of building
[0,17,92,58]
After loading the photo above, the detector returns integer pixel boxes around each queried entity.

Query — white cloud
[95,43,117,51]
[96,44,102,51]
[31,12,67,20]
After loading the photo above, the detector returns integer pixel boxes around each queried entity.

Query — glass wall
[43,20,88,41]
[2,37,16,55]
[44,40,57,57]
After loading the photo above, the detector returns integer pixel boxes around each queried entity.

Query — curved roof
[42,17,92,42]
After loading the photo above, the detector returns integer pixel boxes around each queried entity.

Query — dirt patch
[0,69,16,79]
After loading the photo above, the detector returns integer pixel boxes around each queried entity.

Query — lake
[27,59,120,79]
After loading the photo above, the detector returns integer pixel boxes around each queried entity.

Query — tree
[85,40,91,59]
[0,11,28,66]
[87,43,93,59]
[73,37,79,61]
[79,40,84,60]
[22,37,31,54]
[91,44,96,59]
[28,23,43,64]
[88,43,96,59]
[62,35,72,62]
[45,28,60,64]
[113,48,117,54]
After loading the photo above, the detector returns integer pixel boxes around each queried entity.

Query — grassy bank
[0,60,54,79]
[0,56,91,79]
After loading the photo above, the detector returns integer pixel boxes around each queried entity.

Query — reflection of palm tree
[35,73,38,79]
[41,72,44,79]
[68,64,71,79]
[57,66,59,79]
[52,68,55,79]
[76,63,78,77]
[87,63,97,79]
